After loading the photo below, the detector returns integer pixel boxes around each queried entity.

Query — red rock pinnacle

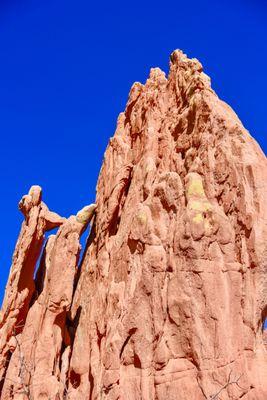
[0,50,266,399]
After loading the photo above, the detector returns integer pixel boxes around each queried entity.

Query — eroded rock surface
[0,189,95,399]
[0,50,266,399]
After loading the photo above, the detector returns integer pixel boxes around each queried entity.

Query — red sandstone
[0,50,266,399]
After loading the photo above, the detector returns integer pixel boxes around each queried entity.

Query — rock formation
[0,50,266,399]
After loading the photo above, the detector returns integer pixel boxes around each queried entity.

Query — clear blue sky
[0,0,266,305]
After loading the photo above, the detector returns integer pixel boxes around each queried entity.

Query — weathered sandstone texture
[0,50,266,399]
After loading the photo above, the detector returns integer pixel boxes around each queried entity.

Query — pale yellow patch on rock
[136,212,147,225]
[189,200,212,212]
[187,179,205,197]
[192,213,203,224]
[76,204,96,224]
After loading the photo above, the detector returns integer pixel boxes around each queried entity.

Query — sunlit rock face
[0,50,266,400]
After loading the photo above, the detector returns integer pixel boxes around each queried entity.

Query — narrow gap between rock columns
[261,303,267,350]
[78,224,91,267]
[33,227,59,280]
[263,313,267,331]
[77,215,96,270]
[263,316,267,349]
[71,219,95,300]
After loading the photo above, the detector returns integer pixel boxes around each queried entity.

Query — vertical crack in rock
[0,50,267,399]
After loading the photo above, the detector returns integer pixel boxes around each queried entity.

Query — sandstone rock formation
[0,50,266,399]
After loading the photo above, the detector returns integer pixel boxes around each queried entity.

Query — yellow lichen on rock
[187,179,205,197]
[192,213,203,224]
[136,212,147,225]
[189,200,212,212]
[76,203,96,224]
[185,173,214,229]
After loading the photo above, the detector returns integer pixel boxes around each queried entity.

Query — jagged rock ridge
[0,50,266,399]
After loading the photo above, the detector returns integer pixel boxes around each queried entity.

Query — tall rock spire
[0,51,266,399]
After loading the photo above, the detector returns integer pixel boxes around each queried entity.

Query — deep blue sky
[0,0,266,305]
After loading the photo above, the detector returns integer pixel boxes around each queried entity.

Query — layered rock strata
[0,50,266,399]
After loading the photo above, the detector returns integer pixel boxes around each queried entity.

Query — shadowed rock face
[0,50,266,399]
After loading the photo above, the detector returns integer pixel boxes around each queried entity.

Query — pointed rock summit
[0,51,266,399]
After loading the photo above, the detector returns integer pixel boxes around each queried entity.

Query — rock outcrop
[0,50,266,399]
